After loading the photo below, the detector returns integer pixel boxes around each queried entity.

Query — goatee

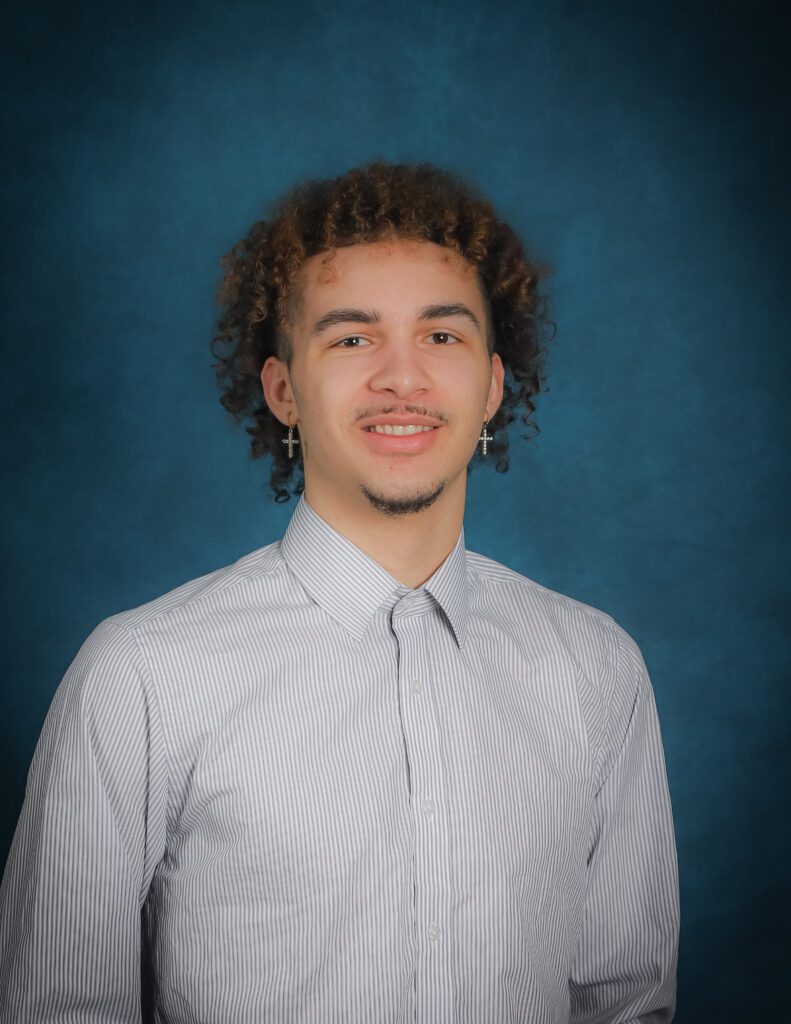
[360,482,445,518]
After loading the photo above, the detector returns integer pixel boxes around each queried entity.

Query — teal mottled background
[2,1,788,1019]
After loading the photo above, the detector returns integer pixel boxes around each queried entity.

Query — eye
[334,335,370,348]
[428,332,459,345]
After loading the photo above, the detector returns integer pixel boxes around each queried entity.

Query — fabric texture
[0,496,679,1022]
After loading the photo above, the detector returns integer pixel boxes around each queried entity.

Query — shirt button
[422,799,436,816]
[427,924,441,942]
[410,678,423,694]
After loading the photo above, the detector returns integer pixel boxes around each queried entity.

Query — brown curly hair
[212,161,553,502]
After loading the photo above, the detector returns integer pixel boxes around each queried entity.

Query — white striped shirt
[1,496,679,1023]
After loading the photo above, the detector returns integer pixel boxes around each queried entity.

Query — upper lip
[358,413,445,429]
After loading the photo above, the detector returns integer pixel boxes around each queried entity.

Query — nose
[367,338,432,399]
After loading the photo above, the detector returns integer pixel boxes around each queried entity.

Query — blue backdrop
[2,1,788,1019]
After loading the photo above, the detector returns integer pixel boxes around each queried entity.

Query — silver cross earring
[282,423,300,460]
[478,420,494,456]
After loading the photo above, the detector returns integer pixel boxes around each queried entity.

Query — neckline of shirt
[280,495,469,647]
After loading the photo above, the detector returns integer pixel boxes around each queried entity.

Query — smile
[366,425,437,435]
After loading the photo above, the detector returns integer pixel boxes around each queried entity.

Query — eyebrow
[309,302,481,336]
[416,303,481,329]
[309,308,382,336]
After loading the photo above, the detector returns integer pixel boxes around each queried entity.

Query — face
[262,238,504,519]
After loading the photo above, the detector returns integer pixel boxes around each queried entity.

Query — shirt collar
[280,495,469,647]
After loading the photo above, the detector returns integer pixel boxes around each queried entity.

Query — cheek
[297,368,357,435]
[444,358,491,405]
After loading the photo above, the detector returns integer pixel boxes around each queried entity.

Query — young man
[0,163,679,1022]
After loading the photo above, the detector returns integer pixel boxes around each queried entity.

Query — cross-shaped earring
[282,423,300,460]
[478,420,494,456]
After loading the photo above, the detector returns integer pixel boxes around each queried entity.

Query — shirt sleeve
[569,626,680,1024]
[0,618,168,1023]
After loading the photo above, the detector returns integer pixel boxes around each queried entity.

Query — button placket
[392,599,455,1021]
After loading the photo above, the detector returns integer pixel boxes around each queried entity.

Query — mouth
[360,422,441,454]
[364,424,437,436]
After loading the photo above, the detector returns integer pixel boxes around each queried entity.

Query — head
[212,162,552,513]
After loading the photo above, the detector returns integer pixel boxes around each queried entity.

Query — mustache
[354,404,449,424]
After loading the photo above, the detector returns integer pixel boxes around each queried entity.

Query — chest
[153,611,592,899]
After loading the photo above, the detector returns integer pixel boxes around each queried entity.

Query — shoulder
[465,549,636,661]
[465,549,647,719]
[55,540,286,710]
[109,538,286,634]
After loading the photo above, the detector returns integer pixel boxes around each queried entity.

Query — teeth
[370,424,436,435]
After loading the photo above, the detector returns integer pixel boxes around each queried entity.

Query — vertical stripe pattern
[1,496,679,1022]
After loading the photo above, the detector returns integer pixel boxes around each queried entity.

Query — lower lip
[361,426,441,454]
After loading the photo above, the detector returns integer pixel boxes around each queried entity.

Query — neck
[303,477,466,588]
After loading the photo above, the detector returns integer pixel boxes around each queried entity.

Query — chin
[359,480,446,518]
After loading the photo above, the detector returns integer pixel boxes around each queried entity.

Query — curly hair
[211,161,553,502]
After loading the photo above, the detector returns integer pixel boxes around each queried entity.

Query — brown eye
[429,332,458,345]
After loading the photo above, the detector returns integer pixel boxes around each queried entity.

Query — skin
[261,238,504,588]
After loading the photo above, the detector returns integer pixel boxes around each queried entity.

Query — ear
[485,352,505,421]
[261,356,298,426]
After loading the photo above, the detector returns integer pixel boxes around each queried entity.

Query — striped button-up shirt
[1,496,679,1023]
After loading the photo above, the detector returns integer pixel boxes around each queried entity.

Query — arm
[0,619,167,1022]
[569,628,679,1024]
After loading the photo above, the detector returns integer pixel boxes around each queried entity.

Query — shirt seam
[593,625,640,797]
[113,621,170,905]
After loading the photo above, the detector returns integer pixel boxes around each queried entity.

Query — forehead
[293,239,485,317]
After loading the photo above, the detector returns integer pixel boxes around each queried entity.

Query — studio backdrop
[1,2,788,1020]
